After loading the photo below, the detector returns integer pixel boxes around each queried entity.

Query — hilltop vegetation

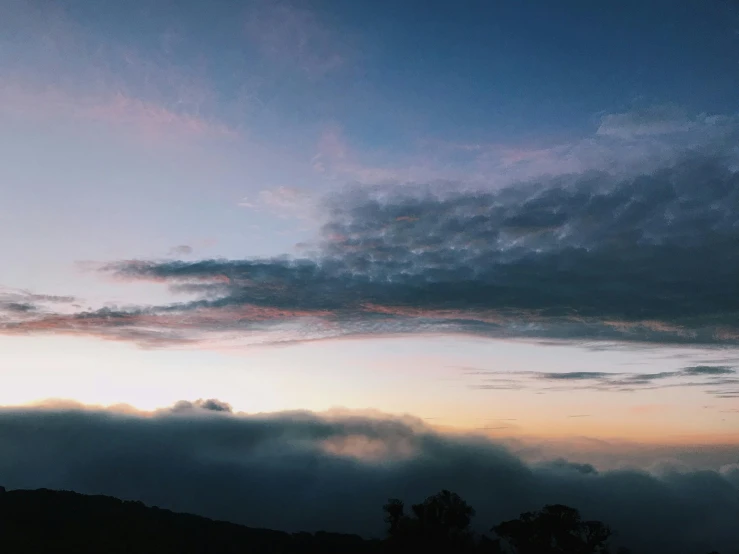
[0,486,729,553]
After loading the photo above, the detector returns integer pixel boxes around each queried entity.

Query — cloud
[0,288,77,318]
[596,104,698,139]
[311,125,457,185]
[336,104,739,188]
[538,372,611,381]
[168,245,194,256]
[240,186,318,220]
[0,3,238,143]
[0,402,737,553]
[683,365,735,376]
[2,152,739,349]
[243,1,348,77]
[0,288,75,305]
[0,82,237,142]
[170,398,233,413]
[463,365,739,399]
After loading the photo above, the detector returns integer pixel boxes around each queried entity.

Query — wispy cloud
[682,365,735,376]
[243,0,349,77]
[312,125,458,185]
[539,372,611,381]
[465,365,739,399]
[0,3,239,143]
[0,287,77,317]
[240,186,318,221]
[596,104,702,139]
[0,80,238,143]
[168,245,194,256]
[334,105,739,187]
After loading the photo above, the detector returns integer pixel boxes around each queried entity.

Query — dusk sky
[2,2,739,550]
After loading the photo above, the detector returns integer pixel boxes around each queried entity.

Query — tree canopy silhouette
[383,489,484,553]
[381,491,621,553]
[492,503,612,554]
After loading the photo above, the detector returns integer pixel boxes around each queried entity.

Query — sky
[1,1,739,549]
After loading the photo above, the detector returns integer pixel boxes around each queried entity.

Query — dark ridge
[0,487,381,554]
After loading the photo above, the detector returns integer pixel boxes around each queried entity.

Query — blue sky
[61,0,739,136]
[1,0,739,445]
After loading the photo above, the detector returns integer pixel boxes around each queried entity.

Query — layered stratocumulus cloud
[0,402,738,554]
[2,150,738,349]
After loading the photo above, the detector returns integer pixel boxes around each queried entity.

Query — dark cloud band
[2,154,738,348]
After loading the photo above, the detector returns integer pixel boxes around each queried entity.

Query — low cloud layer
[0,402,737,553]
[2,152,738,349]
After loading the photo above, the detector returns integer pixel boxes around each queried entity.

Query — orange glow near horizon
[0,333,737,448]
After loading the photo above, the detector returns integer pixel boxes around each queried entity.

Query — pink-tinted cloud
[0,302,335,349]
[0,3,239,144]
[84,92,237,140]
[312,125,461,184]
[0,80,237,143]
[362,304,512,326]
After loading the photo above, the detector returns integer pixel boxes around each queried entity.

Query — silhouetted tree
[492,504,611,554]
[383,490,479,553]
[411,489,475,538]
[382,498,405,537]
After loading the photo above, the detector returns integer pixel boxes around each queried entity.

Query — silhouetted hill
[0,487,382,554]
